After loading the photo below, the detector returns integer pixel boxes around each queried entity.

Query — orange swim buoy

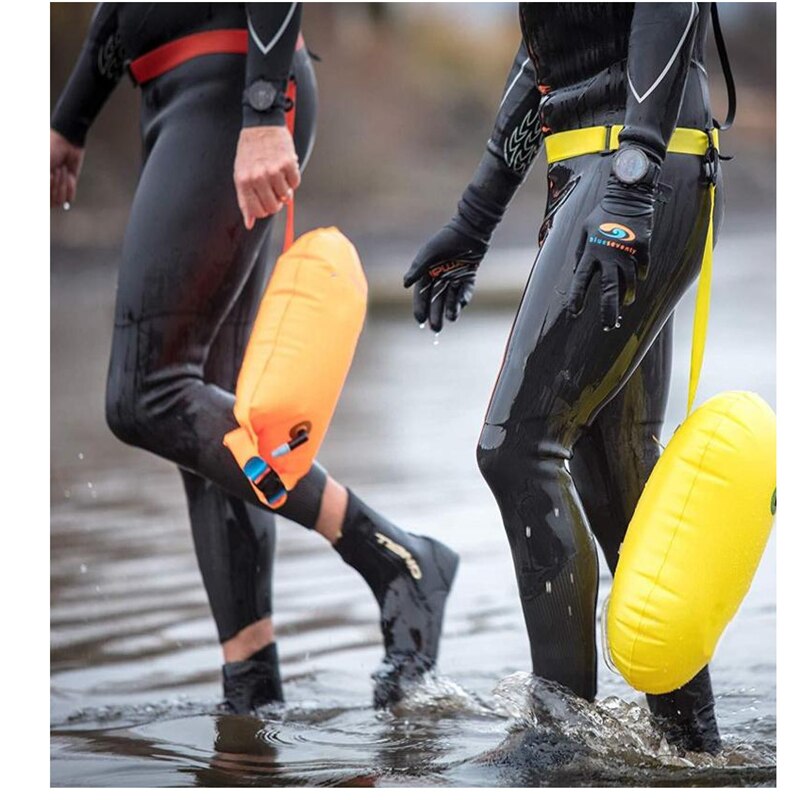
[223,227,368,507]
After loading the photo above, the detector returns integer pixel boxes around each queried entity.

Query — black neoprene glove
[404,151,523,332]
[567,164,659,331]
[403,223,487,332]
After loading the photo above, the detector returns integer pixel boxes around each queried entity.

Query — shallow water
[51,231,776,787]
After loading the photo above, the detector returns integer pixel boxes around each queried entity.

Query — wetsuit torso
[51,2,302,146]
[519,2,712,133]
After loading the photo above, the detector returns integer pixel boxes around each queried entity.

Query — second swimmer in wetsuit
[51,2,459,713]
[405,2,725,753]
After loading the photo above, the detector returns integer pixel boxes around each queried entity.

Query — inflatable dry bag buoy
[605,137,777,695]
[607,391,776,694]
[223,227,367,508]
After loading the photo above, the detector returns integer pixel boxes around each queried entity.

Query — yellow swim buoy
[223,227,368,508]
[607,391,776,694]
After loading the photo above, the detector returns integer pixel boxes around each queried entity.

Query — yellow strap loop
[687,183,716,416]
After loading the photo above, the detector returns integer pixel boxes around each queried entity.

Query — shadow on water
[51,232,776,787]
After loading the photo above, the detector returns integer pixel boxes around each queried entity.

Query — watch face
[613,148,649,184]
[249,81,277,111]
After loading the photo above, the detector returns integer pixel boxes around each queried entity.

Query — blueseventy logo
[598,222,635,241]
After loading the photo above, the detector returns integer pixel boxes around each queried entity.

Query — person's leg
[107,52,458,709]
[570,320,720,753]
[175,45,321,711]
[476,151,712,705]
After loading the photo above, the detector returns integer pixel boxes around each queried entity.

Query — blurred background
[51,3,777,788]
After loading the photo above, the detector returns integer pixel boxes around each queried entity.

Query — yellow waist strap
[544,125,718,164]
[543,124,719,417]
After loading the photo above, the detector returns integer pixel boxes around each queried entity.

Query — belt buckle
[599,125,615,156]
[702,128,719,185]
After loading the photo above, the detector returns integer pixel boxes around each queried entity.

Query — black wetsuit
[52,3,460,711]
[485,2,722,752]
[51,2,324,646]
[408,2,723,752]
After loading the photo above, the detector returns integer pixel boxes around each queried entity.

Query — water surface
[51,232,776,787]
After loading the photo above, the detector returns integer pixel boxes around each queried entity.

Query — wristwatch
[243,80,283,113]
[612,145,660,186]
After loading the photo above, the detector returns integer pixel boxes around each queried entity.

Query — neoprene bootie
[334,490,460,707]
[647,668,722,755]
[221,641,284,713]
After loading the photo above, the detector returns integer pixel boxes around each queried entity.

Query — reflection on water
[51,233,776,787]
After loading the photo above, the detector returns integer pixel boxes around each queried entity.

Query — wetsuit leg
[172,47,319,649]
[476,151,717,703]
[105,49,325,529]
[179,241,278,644]
[569,319,720,752]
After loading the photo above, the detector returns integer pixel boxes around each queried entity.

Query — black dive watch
[612,145,661,186]
[243,80,284,113]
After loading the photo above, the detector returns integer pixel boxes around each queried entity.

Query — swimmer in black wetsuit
[51,2,459,713]
[405,3,728,754]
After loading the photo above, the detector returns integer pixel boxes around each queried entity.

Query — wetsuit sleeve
[619,2,700,162]
[50,4,125,147]
[244,2,302,127]
[455,42,543,243]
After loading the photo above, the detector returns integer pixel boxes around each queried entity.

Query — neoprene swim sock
[334,490,459,706]
[222,641,284,712]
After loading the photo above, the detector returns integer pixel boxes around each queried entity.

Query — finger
[428,279,448,332]
[412,277,431,324]
[65,171,78,204]
[445,282,461,322]
[270,170,292,203]
[284,159,301,191]
[50,169,58,207]
[617,258,637,306]
[600,262,621,331]
[55,166,69,207]
[458,280,475,309]
[403,259,426,289]
[566,252,596,316]
[237,186,266,228]
[636,241,650,282]
[253,181,281,217]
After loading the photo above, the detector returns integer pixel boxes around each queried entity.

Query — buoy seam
[625,393,746,686]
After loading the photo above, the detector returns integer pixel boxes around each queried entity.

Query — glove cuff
[453,150,524,245]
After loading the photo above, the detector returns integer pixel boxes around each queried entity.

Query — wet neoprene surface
[98,45,324,644]
[470,2,723,752]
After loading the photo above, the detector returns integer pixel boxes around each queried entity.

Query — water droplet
[568,605,573,617]
[554,507,560,518]
[63,489,71,499]
[94,585,101,593]
[78,452,84,460]
[569,572,574,584]
[79,564,87,574]
[545,581,552,594]
[63,201,71,211]
[525,526,531,538]
[419,323,425,330]
[433,334,440,346]
[87,482,93,489]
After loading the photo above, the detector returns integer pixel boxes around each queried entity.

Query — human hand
[567,178,656,330]
[234,125,300,230]
[403,224,488,332]
[50,129,85,208]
